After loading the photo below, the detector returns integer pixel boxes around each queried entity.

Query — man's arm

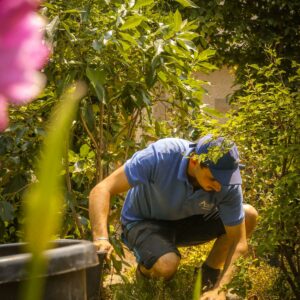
[89,165,131,256]
[200,220,248,300]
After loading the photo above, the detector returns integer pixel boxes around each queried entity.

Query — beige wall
[152,67,238,120]
[194,67,238,113]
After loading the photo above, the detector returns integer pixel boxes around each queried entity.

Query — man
[89,134,258,300]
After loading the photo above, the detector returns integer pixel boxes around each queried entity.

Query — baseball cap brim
[210,166,242,186]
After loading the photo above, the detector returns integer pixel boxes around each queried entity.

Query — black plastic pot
[0,239,106,300]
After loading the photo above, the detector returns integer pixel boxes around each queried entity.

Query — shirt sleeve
[217,185,245,226]
[124,145,156,187]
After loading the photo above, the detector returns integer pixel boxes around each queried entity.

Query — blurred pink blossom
[0,0,49,131]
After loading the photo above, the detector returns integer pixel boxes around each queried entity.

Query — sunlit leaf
[177,31,199,40]
[23,83,87,300]
[133,0,154,10]
[196,49,216,61]
[80,144,90,157]
[119,15,145,30]
[158,71,168,82]
[119,32,139,46]
[177,38,197,52]
[193,268,202,300]
[173,10,182,32]
[175,0,199,8]
[199,62,218,71]
[24,83,87,255]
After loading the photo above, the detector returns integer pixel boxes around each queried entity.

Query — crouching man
[89,134,258,300]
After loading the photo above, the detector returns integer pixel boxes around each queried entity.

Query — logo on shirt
[198,200,214,211]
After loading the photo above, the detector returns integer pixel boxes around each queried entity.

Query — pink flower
[0,0,49,131]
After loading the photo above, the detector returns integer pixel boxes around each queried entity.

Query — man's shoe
[200,262,221,292]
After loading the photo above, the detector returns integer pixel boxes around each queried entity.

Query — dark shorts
[121,212,226,269]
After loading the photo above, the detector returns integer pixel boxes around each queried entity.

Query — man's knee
[153,252,180,279]
[243,204,258,237]
[141,252,180,280]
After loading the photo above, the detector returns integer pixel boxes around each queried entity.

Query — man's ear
[189,155,198,167]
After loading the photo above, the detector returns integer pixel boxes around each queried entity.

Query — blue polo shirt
[121,138,244,227]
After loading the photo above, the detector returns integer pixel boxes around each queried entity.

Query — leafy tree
[207,49,300,298]
[0,0,215,243]
[173,0,300,80]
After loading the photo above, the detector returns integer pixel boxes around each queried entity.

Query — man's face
[194,164,222,192]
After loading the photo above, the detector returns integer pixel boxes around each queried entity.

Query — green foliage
[209,49,300,298]
[107,244,211,300]
[1,0,214,248]
[173,0,300,81]
[0,96,54,243]
[229,256,287,300]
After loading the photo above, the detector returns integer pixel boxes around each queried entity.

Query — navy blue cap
[192,134,242,185]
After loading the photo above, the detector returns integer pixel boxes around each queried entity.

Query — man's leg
[122,220,181,281]
[204,204,258,271]
[139,252,180,280]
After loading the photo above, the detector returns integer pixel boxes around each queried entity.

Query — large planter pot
[0,239,106,300]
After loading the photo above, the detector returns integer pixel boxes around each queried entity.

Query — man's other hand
[200,289,226,300]
[93,239,114,260]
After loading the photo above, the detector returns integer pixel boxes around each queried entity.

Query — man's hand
[200,289,226,300]
[93,239,114,260]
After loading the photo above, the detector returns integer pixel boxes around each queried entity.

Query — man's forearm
[89,186,111,239]
[214,242,247,290]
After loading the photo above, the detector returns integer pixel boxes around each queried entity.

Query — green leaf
[80,144,90,157]
[41,2,55,9]
[24,83,87,255]
[111,255,122,273]
[199,62,218,71]
[173,10,182,32]
[119,15,145,31]
[61,21,76,41]
[177,31,199,40]
[82,102,96,132]
[203,106,224,117]
[193,268,202,300]
[3,174,27,194]
[175,0,199,8]
[140,90,151,105]
[68,150,78,163]
[119,32,138,46]
[23,83,86,300]
[155,120,161,136]
[86,67,106,103]
[133,0,154,9]
[146,68,157,88]
[158,71,168,82]
[151,55,161,70]
[177,38,197,52]
[0,201,14,222]
[64,9,83,13]
[249,64,260,70]
[196,49,216,61]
